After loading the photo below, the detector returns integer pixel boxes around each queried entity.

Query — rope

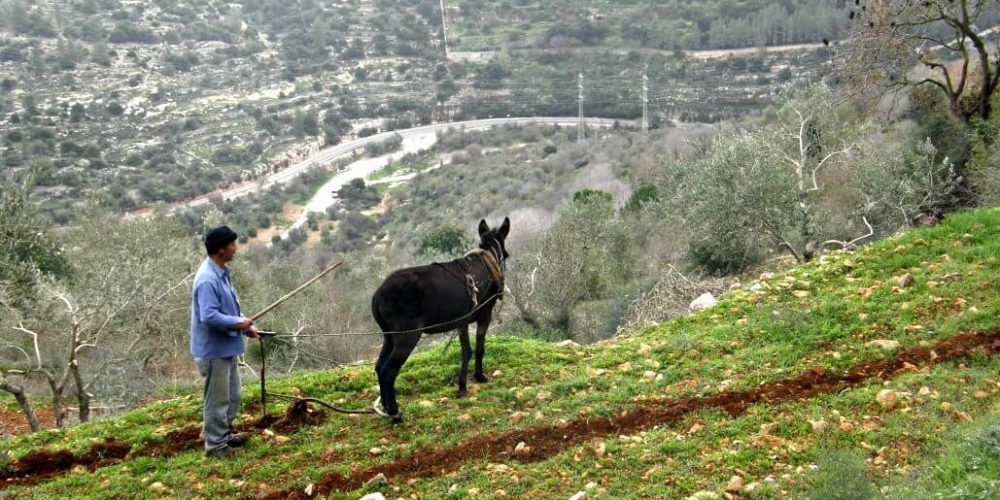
[258,335,377,417]
[257,290,504,338]
[267,392,376,415]
[267,336,371,367]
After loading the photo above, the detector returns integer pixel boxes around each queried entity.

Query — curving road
[169,116,626,213]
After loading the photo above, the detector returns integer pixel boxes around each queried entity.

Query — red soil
[262,330,1000,499]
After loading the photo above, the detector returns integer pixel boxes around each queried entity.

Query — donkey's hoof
[457,388,468,398]
[474,373,489,383]
[372,397,389,418]
[390,414,404,425]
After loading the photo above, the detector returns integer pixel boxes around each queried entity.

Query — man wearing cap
[191,226,258,458]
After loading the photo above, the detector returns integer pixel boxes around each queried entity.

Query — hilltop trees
[845,0,999,125]
[843,1,1000,205]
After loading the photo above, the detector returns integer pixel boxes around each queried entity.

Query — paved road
[280,116,625,237]
[448,42,829,63]
[169,116,625,213]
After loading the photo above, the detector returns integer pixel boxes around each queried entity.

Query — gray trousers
[195,356,241,451]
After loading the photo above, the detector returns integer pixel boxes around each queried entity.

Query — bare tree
[672,83,949,271]
[0,369,40,432]
[765,84,855,261]
[846,0,1000,124]
[8,285,135,425]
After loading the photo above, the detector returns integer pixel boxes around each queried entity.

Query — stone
[866,339,900,351]
[689,292,717,311]
[359,494,386,500]
[898,273,915,288]
[876,389,899,410]
[687,491,720,500]
[726,475,744,492]
[808,419,828,433]
[365,473,387,486]
[569,492,587,500]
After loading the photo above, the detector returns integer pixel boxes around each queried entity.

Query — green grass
[3,208,999,499]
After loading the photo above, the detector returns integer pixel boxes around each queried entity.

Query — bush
[417,226,468,257]
[624,184,660,211]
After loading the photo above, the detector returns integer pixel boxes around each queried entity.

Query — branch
[12,323,43,369]
[908,33,962,52]
[954,32,971,98]
[796,108,808,190]
[919,54,957,95]
[913,77,953,96]
[52,289,76,318]
[778,239,804,264]
[808,146,852,193]
[821,217,875,250]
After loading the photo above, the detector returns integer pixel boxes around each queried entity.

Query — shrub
[624,184,660,211]
[417,226,468,257]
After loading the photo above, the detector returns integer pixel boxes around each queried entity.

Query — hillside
[2,209,999,498]
[0,0,845,221]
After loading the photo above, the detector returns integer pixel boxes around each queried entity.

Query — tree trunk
[46,376,66,428]
[0,379,40,432]
[70,362,91,423]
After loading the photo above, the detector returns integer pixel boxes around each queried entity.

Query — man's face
[218,241,237,263]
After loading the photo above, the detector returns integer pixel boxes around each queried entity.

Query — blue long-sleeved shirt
[190,258,246,358]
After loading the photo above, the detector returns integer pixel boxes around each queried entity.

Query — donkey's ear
[497,217,510,240]
[478,219,490,238]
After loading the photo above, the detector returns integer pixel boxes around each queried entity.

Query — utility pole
[641,65,649,133]
[439,0,450,59]
[577,73,585,142]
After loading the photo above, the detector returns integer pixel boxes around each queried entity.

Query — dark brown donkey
[371,218,510,423]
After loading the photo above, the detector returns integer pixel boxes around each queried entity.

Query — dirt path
[4,330,997,494]
[263,330,1000,499]
[0,401,327,490]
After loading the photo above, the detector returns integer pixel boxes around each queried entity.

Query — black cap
[204,226,238,255]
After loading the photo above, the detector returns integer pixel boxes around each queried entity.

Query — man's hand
[235,318,253,330]
[245,325,259,339]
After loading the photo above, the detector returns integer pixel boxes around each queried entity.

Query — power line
[577,73,585,142]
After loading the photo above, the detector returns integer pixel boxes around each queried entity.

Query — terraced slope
[2,208,998,499]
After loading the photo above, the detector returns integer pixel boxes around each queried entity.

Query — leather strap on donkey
[466,248,504,301]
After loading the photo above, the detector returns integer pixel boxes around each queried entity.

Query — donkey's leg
[375,334,394,376]
[456,324,472,397]
[473,317,490,383]
[377,332,421,423]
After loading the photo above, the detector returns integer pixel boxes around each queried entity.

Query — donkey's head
[477,217,510,263]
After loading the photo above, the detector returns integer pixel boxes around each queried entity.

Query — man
[190,226,258,458]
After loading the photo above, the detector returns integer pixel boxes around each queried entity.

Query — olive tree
[845,0,999,125]
[509,191,635,331]
[3,212,197,426]
[673,84,959,273]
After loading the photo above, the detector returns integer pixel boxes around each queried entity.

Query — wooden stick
[249,261,342,322]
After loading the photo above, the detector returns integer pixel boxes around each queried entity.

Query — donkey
[371,217,510,423]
